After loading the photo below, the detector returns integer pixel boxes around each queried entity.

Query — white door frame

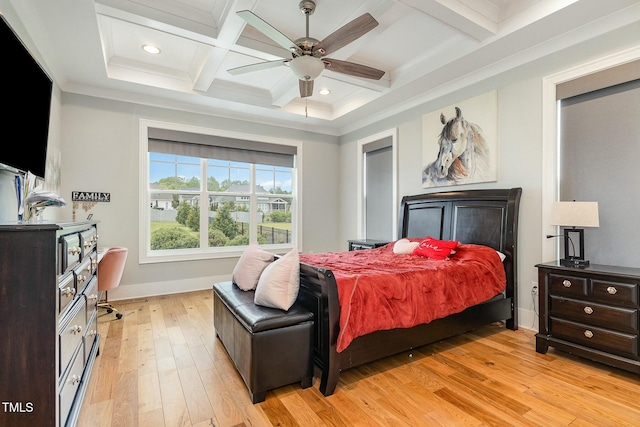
[356,128,398,240]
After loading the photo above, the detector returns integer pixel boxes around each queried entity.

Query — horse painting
[422,106,491,187]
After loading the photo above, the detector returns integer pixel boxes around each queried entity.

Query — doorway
[357,129,398,241]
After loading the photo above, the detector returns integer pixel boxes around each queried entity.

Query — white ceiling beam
[398,0,497,41]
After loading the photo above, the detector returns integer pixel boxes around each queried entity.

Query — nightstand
[535,261,640,375]
[348,239,390,251]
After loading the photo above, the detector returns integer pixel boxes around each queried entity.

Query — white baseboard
[106,274,231,301]
[518,307,539,333]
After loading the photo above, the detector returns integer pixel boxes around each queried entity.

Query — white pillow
[254,247,300,310]
[232,242,274,291]
[393,238,419,254]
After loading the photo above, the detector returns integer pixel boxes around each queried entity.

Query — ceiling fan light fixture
[289,55,324,80]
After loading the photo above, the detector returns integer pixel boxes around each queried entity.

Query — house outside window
[139,121,301,263]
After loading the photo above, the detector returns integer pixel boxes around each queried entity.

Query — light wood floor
[77,289,640,427]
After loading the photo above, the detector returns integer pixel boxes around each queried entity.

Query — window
[139,121,301,263]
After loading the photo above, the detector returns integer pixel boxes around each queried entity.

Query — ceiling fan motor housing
[294,37,320,55]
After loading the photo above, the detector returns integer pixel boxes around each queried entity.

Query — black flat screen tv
[0,14,53,180]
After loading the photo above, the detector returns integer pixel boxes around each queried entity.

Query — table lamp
[549,201,599,267]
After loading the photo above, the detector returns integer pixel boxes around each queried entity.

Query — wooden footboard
[297,262,339,396]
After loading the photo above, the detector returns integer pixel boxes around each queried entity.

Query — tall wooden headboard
[397,187,522,323]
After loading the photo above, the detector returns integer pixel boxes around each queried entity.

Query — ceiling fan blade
[313,13,378,57]
[237,10,302,56]
[227,59,289,75]
[299,79,314,98]
[323,58,385,80]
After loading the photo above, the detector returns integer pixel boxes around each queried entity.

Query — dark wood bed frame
[297,187,522,396]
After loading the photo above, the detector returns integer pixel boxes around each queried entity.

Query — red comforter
[299,241,506,352]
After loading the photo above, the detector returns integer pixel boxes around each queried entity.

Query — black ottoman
[213,281,314,403]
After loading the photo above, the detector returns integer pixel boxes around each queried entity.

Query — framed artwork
[422,91,497,188]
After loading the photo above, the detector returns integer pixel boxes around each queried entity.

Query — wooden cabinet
[0,221,100,427]
[348,239,390,251]
[536,261,640,374]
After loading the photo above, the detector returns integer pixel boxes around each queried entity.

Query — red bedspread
[299,241,506,352]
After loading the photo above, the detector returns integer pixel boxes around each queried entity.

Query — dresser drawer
[60,232,82,275]
[74,257,93,293]
[59,346,84,427]
[90,252,98,275]
[59,301,86,377]
[58,272,77,316]
[80,227,98,258]
[84,275,99,322]
[591,279,638,308]
[549,274,588,298]
[84,311,98,365]
[550,296,638,334]
[551,317,638,359]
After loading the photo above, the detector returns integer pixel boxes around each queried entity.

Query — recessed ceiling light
[318,88,331,95]
[142,44,161,55]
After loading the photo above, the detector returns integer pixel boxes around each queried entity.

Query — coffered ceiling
[4,0,640,135]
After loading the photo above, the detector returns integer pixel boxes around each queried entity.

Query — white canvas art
[422,91,498,188]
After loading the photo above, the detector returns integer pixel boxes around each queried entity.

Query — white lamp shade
[289,55,324,81]
[551,201,599,227]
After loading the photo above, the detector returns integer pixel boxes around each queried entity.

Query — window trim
[139,119,303,264]
[541,47,640,263]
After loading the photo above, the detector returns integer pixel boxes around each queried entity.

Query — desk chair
[98,247,128,319]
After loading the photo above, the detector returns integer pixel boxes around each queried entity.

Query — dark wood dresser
[536,261,640,374]
[0,221,100,427]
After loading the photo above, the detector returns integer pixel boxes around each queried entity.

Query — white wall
[57,94,340,300]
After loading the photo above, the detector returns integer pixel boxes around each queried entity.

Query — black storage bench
[212,281,314,403]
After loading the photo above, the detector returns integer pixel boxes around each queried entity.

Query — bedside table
[348,239,390,251]
[535,261,640,375]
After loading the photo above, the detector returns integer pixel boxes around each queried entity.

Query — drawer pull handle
[584,330,594,338]
[583,306,593,315]
[87,294,98,302]
[62,287,75,297]
[607,286,617,295]
[562,279,572,288]
[78,274,86,283]
[71,246,81,256]
[70,375,81,385]
[70,325,83,335]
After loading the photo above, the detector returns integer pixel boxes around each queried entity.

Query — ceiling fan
[228,0,385,98]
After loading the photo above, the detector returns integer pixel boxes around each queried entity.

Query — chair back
[98,247,128,292]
